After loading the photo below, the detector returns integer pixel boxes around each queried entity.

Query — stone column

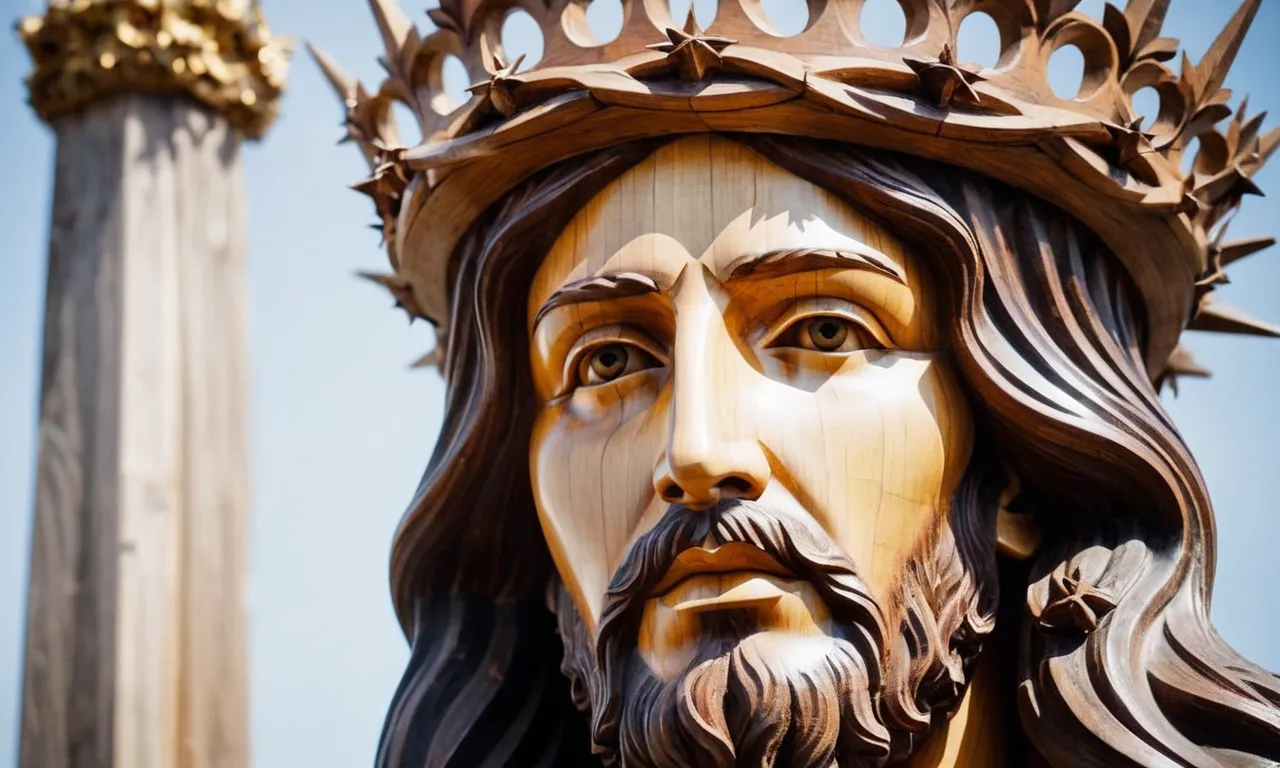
[16,3,288,766]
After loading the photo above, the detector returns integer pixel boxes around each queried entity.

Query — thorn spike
[1103,3,1133,61]
[1258,125,1280,165]
[1219,235,1276,267]
[1038,0,1085,25]
[1196,0,1261,100]
[1123,0,1171,54]
[1158,345,1211,395]
[307,42,357,105]
[356,270,407,290]
[410,348,443,369]
[368,0,414,68]
[1190,299,1280,337]
[1167,346,1211,377]
[682,4,701,35]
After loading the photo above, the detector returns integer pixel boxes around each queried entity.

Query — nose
[653,282,771,509]
[653,440,771,509]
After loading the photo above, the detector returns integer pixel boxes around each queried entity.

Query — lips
[648,541,796,597]
[637,554,834,679]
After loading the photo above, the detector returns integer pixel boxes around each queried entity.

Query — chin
[617,616,891,767]
[553,497,999,766]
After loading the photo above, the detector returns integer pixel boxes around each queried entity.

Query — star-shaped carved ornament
[647,10,735,81]
[1038,565,1117,634]
[1107,116,1158,167]
[1104,115,1163,184]
[352,146,410,222]
[903,45,984,109]
[466,52,525,118]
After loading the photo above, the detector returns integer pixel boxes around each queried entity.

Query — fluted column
[16,3,288,766]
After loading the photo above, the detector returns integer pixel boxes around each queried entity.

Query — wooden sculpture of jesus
[530,136,993,765]
[313,0,1280,765]
[371,133,1280,767]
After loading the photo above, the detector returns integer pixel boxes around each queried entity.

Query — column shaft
[21,94,250,768]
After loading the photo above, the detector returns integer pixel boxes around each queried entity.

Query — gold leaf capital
[19,0,290,139]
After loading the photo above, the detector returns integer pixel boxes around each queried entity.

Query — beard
[552,473,1000,767]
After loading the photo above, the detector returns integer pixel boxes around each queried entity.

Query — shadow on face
[527,135,975,661]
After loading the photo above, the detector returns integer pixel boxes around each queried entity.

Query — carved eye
[589,345,628,380]
[767,311,886,354]
[577,343,659,387]
[806,317,849,351]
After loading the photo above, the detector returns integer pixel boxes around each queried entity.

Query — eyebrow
[533,271,661,329]
[724,247,906,284]
[532,247,906,330]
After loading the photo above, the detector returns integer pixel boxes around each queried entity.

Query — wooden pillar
[16,4,287,767]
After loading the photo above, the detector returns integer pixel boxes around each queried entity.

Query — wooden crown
[311,0,1278,384]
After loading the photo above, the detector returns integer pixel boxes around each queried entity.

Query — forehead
[527,134,911,319]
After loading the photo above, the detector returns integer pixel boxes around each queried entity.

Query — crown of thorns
[311,0,1277,384]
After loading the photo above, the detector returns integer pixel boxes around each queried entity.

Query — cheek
[529,387,669,631]
[757,354,973,604]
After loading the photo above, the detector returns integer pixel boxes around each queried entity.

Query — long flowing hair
[375,135,1280,767]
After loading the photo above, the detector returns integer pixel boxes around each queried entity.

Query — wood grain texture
[318,0,1279,391]
[526,133,972,634]
[21,86,129,768]
[520,137,998,762]
[378,133,1280,767]
[323,2,1280,764]
[20,94,250,768]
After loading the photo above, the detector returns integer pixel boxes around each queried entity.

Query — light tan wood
[528,134,969,624]
[20,94,250,768]
[526,134,991,764]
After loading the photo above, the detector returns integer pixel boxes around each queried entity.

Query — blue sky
[0,1,1277,765]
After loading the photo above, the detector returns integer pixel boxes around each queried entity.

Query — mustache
[595,498,889,663]
[563,471,1003,765]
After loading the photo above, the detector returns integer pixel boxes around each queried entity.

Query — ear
[996,467,1041,560]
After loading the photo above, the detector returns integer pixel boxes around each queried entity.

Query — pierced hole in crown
[860,0,907,47]
[502,8,544,68]
[1190,132,1229,177]
[956,11,1000,70]
[1130,86,1160,132]
[443,54,470,110]
[1179,135,1202,176]
[391,101,417,147]
[745,0,809,37]
[425,53,472,115]
[669,0,717,29]
[1126,79,1188,140]
[562,0,623,46]
[1047,43,1086,100]
[1046,19,1115,101]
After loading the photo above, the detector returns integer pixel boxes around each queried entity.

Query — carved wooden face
[527,135,974,676]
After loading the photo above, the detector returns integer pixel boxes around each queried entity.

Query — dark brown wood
[312,1,1280,766]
